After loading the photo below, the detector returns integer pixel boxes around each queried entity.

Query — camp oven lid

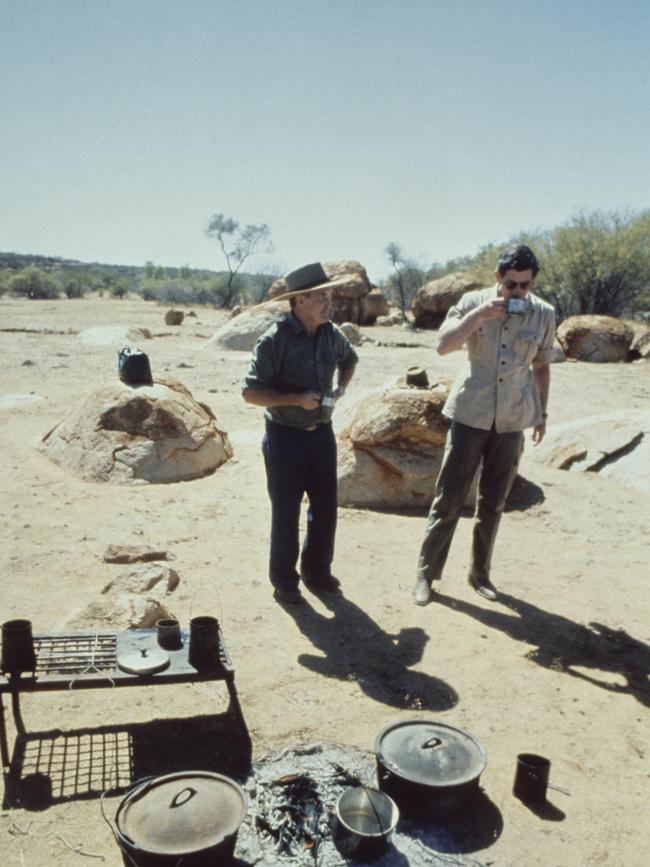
[116,770,248,855]
[375,720,486,788]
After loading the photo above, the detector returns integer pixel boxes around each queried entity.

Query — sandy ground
[0,295,648,867]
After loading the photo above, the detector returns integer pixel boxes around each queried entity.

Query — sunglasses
[503,278,533,291]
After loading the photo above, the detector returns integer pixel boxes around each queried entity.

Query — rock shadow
[504,473,545,511]
[351,471,544,518]
[435,591,650,707]
[282,594,458,712]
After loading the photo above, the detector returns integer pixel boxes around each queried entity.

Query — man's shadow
[435,591,650,707]
[282,594,458,711]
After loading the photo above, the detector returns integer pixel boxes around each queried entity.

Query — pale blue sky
[1,0,649,281]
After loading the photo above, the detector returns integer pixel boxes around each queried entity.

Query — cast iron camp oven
[375,720,486,817]
[114,771,248,866]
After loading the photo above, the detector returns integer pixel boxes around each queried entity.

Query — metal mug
[188,616,222,671]
[156,618,183,651]
[1,619,37,674]
[513,753,551,803]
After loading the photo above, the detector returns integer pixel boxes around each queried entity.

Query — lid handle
[170,786,197,809]
[422,737,443,750]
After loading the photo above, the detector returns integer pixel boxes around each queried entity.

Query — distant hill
[0,250,278,307]
[0,251,222,280]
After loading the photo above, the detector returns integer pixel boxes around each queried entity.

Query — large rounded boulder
[557,315,635,363]
[412,272,485,328]
[204,301,288,352]
[39,376,233,484]
[527,411,650,492]
[359,287,390,323]
[79,326,152,347]
[337,380,476,509]
[624,319,650,360]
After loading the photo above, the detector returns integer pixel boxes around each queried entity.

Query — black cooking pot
[375,720,486,817]
[114,771,247,866]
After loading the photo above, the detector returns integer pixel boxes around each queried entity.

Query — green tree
[9,266,62,299]
[64,275,89,298]
[535,211,650,320]
[205,212,272,308]
[110,278,129,299]
[0,272,12,296]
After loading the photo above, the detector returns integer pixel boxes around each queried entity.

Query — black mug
[1,619,37,674]
[188,616,222,671]
[514,753,551,803]
[156,618,183,651]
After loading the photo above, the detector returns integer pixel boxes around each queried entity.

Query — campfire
[236,744,488,866]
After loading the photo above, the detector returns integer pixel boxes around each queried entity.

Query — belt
[266,420,328,433]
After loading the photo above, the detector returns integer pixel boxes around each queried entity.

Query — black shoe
[301,572,341,595]
[468,574,498,601]
[273,587,305,605]
[413,577,433,606]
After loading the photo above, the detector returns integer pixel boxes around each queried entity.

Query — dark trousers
[417,421,523,584]
[262,420,338,591]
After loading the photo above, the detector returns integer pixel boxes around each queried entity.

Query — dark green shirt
[243,313,359,429]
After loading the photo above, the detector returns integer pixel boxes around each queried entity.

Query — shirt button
[501,360,506,364]
[502,344,506,348]
[499,378,503,382]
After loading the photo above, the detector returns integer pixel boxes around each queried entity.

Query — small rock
[60,595,173,631]
[165,309,184,326]
[102,563,180,595]
[103,544,172,564]
[338,322,366,346]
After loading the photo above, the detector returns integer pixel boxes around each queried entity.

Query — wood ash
[234,744,486,867]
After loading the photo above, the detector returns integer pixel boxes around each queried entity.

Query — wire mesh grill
[33,634,117,676]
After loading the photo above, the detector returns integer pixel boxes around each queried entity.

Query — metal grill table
[0,628,248,770]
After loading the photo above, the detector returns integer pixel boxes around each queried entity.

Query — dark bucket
[118,347,153,387]
[1,619,37,674]
[513,753,550,803]
[188,616,221,671]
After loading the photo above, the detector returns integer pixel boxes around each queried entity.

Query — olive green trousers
[417,421,523,584]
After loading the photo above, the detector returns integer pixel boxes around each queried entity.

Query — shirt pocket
[515,327,543,366]
[467,326,492,358]
[281,346,313,388]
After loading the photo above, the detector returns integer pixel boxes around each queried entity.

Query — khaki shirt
[442,285,556,433]
[244,313,358,429]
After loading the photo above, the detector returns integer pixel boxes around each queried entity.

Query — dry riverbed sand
[1,296,648,866]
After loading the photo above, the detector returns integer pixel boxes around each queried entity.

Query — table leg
[0,694,10,768]
[10,689,26,736]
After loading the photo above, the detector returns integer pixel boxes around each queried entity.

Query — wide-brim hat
[271,262,349,302]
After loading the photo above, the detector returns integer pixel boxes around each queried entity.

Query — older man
[243,263,358,605]
[414,244,556,605]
